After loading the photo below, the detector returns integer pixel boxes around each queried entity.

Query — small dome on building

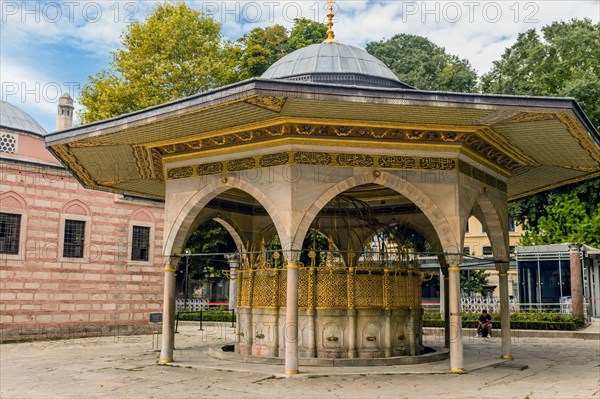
[0,101,47,136]
[261,43,412,89]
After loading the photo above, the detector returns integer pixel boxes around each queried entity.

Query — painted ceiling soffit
[510,170,600,201]
[555,113,600,164]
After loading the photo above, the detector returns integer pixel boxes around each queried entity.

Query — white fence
[177,297,577,314]
[176,298,208,311]
[424,297,577,314]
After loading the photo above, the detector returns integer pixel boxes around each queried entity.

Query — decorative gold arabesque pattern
[154,123,468,157]
[167,150,507,192]
[236,249,424,310]
[464,135,525,173]
[476,127,538,168]
[154,122,527,175]
[505,112,557,124]
[167,166,194,180]
[243,95,287,113]
[131,145,155,179]
[51,144,96,186]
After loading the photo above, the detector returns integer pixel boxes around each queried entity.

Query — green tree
[483,19,600,242]
[178,220,236,289]
[460,270,489,296]
[286,17,328,52]
[366,34,478,92]
[508,179,600,234]
[482,19,600,127]
[79,2,228,123]
[235,24,289,81]
[235,18,327,81]
[519,193,600,247]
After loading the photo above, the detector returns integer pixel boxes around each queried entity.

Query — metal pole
[231,308,235,328]
[198,308,203,331]
[184,253,190,311]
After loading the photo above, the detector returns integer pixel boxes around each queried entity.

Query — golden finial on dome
[323,0,339,44]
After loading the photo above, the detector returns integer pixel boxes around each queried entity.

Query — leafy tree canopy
[79,5,326,123]
[518,192,600,248]
[483,19,600,242]
[460,270,489,296]
[79,2,227,123]
[366,34,478,92]
[234,18,327,81]
[482,18,600,128]
[178,220,236,285]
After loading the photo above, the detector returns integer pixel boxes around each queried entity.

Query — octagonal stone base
[236,307,423,359]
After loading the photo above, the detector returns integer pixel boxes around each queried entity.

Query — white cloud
[0,58,63,132]
[1,0,598,131]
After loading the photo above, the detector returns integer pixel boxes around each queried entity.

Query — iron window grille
[0,213,21,254]
[131,225,150,261]
[63,219,85,258]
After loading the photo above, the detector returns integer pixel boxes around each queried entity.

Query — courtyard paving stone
[1,322,598,398]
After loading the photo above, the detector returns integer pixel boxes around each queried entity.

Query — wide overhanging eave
[44,79,599,201]
[46,79,599,146]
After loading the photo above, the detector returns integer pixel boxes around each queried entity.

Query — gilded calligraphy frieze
[167,151,468,180]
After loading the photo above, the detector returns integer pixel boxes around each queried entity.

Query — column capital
[444,253,462,269]
[165,256,181,272]
[495,262,509,273]
[284,250,301,265]
[224,253,240,267]
[568,243,582,252]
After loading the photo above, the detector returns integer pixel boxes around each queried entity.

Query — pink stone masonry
[1,161,165,341]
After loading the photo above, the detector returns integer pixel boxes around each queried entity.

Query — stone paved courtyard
[1,323,599,399]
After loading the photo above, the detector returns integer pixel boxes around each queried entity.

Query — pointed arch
[163,176,283,258]
[292,170,458,254]
[0,191,27,210]
[130,208,154,223]
[470,190,510,262]
[61,199,90,216]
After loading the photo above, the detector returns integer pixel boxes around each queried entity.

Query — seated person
[477,309,492,337]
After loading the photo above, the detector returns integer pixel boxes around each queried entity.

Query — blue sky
[1,0,599,133]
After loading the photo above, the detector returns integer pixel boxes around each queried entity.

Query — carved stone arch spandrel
[292,170,459,255]
[163,175,284,258]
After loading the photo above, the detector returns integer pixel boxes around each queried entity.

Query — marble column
[569,243,584,318]
[284,257,299,374]
[441,266,450,348]
[159,256,180,363]
[496,262,512,359]
[448,262,464,373]
[225,254,239,311]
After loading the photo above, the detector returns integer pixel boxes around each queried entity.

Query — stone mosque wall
[0,159,165,342]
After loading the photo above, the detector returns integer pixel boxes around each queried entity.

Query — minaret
[56,93,74,130]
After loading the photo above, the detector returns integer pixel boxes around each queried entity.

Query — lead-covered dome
[0,101,47,136]
[261,43,412,89]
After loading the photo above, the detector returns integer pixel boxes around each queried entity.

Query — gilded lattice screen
[237,251,424,310]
